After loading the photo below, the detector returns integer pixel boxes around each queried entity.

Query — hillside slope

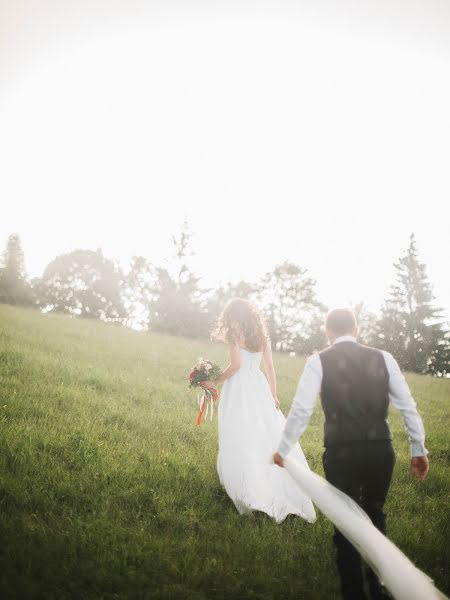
[0,305,449,599]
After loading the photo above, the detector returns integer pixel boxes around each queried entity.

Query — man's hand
[411,456,429,481]
[274,397,280,410]
[273,452,284,468]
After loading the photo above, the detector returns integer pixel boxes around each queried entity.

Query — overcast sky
[1,0,449,317]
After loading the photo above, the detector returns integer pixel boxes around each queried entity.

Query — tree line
[0,226,448,376]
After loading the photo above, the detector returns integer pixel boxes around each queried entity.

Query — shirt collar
[334,335,357,344]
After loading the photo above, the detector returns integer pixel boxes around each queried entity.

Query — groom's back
[319,342,391,447]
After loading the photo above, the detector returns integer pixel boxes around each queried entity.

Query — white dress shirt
[278,336,428,458]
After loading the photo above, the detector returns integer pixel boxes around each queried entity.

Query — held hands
[410,456,429,481]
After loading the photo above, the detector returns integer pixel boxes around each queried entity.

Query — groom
[273,308,429,600]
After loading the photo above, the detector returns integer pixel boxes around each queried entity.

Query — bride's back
[238,347,263,371]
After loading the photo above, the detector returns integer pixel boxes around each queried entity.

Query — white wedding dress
[217,348,316,524]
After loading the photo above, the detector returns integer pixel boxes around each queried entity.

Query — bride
[201,298,316,524]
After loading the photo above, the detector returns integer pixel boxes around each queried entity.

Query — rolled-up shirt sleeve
[277,354,323,458]
[382,351,428,457]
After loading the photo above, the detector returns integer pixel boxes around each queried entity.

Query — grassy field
[0,305,449,600]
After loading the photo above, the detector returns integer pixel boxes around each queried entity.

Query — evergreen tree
[373,234,448,375]
[0,233,33,305]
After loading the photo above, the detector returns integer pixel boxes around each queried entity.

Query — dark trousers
[323,440,396,600]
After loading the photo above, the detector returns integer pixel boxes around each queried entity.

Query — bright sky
[1,0,449,317]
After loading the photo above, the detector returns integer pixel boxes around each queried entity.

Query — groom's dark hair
[326,308,357,336]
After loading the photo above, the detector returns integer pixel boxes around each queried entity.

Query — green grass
[0,305,449,600]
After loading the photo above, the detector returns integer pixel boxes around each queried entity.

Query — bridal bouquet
[189,359,221,426]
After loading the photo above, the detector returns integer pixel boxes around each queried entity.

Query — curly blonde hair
[213,298,269,352]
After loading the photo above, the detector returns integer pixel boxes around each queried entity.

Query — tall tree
[258,261,325,352]
[373,234,448,374]
[35,249,125,322]
[0,233,33,305]
[148,221,208,337]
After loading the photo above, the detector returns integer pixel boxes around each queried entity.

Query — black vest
[319,341,392,447]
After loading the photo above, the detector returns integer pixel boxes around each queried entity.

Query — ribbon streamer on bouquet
[283,455,449,600]
[196,388,219,426]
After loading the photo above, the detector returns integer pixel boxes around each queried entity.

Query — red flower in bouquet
[188,358,221,426]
